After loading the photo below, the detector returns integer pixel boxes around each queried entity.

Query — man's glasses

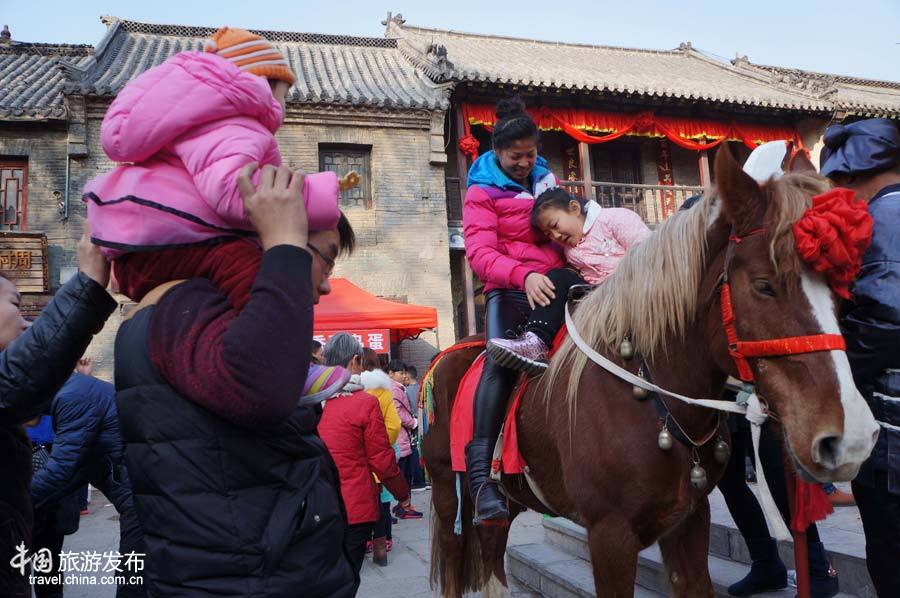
[307,243,335,277]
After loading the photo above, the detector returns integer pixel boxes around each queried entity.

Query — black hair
[337,212,356,256]
[405,365,418,378]
[530,187,587,228]
[492,96,539,151]
[311,339,322,352]
[386,359,406,374]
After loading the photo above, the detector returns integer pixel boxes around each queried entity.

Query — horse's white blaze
[800,270,878,478]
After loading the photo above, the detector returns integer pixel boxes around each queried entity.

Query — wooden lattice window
[319,145,372,209]
[0,161,27,230]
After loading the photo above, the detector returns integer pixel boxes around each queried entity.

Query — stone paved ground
[56,488,542,598]
[49,483,865,597]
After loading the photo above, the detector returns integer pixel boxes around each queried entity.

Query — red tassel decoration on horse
[791,478,834,532]
[793,188,873,300]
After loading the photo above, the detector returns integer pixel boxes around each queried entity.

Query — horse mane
[544,171,830,406]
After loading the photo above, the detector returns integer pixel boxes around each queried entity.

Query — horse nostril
[812,434,842,468]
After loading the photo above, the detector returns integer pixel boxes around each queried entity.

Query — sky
[4,0,899,81]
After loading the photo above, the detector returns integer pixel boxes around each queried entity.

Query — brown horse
[422,145,879,597]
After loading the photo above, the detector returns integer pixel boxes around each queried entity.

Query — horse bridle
[718,227,846,382]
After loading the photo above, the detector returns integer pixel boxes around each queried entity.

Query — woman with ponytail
[462,97,565,523]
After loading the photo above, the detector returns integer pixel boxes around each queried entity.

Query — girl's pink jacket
[84,51,335,257]
[565,201,651,284]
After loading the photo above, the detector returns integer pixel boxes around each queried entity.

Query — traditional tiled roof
[386,18,900,115]
[0,38,93,120]
[63,17,448,110]
[730,58,900,118]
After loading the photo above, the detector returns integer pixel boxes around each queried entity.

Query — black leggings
[717,418,821,546]
[473,289,531,438]
[526,268,586,346]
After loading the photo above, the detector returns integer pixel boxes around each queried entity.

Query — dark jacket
[31,374,134,516]
[0,272,115,598]
[841,183,900,494]
[115,246,355,597]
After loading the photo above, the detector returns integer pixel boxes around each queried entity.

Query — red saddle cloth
[449,326,568,474]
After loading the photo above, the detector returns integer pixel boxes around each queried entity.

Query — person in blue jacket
[31,362,144,597]
[821,118,900,598]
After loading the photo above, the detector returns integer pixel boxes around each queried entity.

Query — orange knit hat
[205,26,295,86]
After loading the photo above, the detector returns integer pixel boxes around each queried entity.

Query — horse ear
[787,148,817,174]
[714,143,765,228]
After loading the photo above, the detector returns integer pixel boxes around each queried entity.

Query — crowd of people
[0,21,897,598]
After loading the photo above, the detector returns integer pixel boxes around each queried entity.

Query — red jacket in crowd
[318,390,410,524]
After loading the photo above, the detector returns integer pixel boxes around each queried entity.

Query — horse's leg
[657,498,714,597]
[473,503,521,598]
[429,467,466,598]
[586,515,641,598]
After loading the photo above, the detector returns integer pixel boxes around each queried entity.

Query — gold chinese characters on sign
[0,232,50,293]
[0,250,32,270]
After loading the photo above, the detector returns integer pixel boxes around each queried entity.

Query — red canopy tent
[313,278,438,343]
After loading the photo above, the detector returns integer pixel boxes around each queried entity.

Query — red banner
[656,138,677,219]
[461,103,800,154]
[313,329,390,354]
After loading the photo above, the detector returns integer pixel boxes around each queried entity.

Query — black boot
[805,541,839,598]
[728,538,787,596]
[465,438,508,524]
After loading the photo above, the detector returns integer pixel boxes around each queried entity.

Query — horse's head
[710,144,878,482]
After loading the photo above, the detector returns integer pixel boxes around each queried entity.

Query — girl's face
[496,138,538,183]
[535,201,586,248]
[270,80,291,124]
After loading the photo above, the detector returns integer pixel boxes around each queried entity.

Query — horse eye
[753,279,776,297]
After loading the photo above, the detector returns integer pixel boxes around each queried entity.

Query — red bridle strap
[720,230,847,382]
[721,280,845,380]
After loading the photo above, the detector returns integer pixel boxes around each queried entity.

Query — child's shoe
[487,331,549,375]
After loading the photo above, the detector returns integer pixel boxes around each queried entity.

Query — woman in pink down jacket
[461,97,564,524]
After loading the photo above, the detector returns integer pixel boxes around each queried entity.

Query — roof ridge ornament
[382,12,407,28]
[1,25,11,43]
[677,41,693,54]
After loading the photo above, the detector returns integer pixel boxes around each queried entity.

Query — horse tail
[428,477,487,596]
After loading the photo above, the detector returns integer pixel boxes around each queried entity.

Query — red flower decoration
[793,188,873,300]
[457,134,480,161]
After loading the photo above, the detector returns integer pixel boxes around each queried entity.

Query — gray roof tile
[0,42,92,120]
[391,22,899,115]
[71,17,448,110]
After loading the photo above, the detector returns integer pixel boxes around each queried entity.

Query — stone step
[541,517,868,597]
[508,539,858,598]
[507,543,662,598]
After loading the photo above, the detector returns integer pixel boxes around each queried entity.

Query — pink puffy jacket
[84,51,339,257]
[565,202,651,284]
[462,153,565,292]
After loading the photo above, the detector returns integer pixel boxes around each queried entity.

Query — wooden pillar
[698,150,711,186]
[455,104,477,336]
[463,257,477,336]
[578,142,593,199]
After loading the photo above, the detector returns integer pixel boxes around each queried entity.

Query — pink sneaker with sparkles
[487,331,549,375]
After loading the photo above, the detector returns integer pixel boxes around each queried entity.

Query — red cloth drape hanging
[458,102,800,158]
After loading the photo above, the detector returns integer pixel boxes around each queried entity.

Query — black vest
[115,306,355,597]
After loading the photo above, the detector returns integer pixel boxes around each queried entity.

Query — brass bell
[619,339,634,360]
[657,428,673,451]
[632,385,649,400]
[690,464,708,490]
[714,439,731,464]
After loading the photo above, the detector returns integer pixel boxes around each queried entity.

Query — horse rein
[719,227,846,383]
